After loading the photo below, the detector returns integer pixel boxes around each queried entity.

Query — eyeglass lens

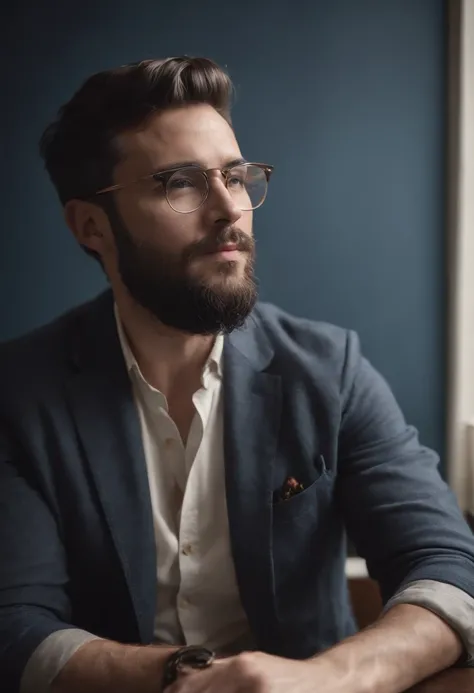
[166,164,268,213]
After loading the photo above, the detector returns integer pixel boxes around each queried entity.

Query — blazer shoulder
[250,302,364,404]
[0,291,110,390]
[252,301,354,363]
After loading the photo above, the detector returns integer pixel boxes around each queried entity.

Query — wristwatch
[161,645,216,691]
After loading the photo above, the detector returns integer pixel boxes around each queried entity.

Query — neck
[114,291,216,398]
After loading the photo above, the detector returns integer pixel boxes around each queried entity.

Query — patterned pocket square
[275,476,305,503]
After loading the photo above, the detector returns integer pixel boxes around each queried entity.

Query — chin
[210,264,248,285]
[197,258,244,279]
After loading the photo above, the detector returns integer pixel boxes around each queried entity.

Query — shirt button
[164,438,174,449]
[181,544,193,556]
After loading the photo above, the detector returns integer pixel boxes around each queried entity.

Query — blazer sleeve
[337,330,474,604]
[0,428,75,693]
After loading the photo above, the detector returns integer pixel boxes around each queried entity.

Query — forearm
[311,603,463,693]
[51,639,178,693]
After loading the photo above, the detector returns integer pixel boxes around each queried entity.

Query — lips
[204,244,240,254]
[215,244,238,252]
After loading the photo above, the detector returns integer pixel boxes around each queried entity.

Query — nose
[205,175,243,226]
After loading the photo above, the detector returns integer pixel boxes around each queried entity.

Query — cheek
[240,210,253,236]
[119,195,198,250]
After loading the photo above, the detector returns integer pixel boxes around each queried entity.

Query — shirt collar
[113,303,224,382]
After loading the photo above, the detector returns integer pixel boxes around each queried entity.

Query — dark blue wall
[2,0,446,456]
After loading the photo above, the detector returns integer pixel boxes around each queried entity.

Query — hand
[167,651,319,693]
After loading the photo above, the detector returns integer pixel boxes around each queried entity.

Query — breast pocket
[271,469,336,597]
[272,454,333,523]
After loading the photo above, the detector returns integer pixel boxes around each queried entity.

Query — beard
[105,203,257,335]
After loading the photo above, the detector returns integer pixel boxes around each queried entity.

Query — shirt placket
[176,376,216,643]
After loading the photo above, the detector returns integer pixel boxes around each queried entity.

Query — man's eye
[168,178,196,190]
[227,176,245,188]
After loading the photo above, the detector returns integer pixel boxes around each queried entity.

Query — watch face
[177,647,215,671]
[163,646,216,691]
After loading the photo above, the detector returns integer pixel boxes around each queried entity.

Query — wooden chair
[346,558,383,629]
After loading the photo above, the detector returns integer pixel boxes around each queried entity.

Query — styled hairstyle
[39,57,234,205]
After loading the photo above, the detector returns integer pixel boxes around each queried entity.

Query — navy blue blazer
[1,290,474,691]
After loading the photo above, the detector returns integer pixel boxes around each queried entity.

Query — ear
[64,199,110,257]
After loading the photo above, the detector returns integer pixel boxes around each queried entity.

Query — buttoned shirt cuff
[20,628,102,693]
[383,579,474,666]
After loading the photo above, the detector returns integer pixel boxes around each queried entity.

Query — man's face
[101,104,257,334]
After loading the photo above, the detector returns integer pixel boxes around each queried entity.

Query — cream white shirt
[115,309,251,650]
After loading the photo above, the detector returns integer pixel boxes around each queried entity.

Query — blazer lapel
[224,322,283,652]
[66,291,156,643]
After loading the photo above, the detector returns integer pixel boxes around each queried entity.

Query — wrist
[308,642,374,693]
[117,644,180,693]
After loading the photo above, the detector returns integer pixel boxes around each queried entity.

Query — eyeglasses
[94,162,274,214]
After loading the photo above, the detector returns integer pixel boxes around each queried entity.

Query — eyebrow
[152,157,248,174]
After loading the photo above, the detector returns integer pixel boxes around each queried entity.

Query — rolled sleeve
[20,629,102,693]
[384,579,474,666]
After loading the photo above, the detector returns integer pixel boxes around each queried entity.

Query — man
[0,56,473,693]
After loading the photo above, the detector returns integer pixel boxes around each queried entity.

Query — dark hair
[39,57,234,205]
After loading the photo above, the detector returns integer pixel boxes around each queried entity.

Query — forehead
[115,104,241,175]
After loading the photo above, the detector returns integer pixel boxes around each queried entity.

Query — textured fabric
[2,289,474,693]
[20,630,101,693]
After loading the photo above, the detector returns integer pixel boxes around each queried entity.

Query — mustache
[185,227,255,260]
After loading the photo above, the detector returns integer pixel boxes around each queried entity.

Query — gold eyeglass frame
[93,162,274,214]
